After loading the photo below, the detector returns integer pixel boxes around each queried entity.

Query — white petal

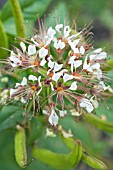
[64,26,71,37]
[9,55,22,67]
[43,110,48,115]
[39,47,48,58]
[48,60,54,69]
[40,58,47,66]
[52,73,61,82]
[95,52,107,60]
[59,110,67,117]
[31,38,39,46]
[37,87,42,95]
[47,27,56,38]
[20,42,26,52]
[91,63,100,70]
[68,56,76,64]
[80,99,94,113]
[93,48,102,54]
[38,76,41,87]
[48,109,59,126]
[21,97,26,103]
[28,75,37,81]
[28,45,36,55]
[54,63,63,72]
[50,82,54,91]
[55,24,63,32]
[54,39,65,50]
[45,128,56,137]
[70,109,81,116]
[80,46,85,54]
[10,88,17,97]
[63,73,73,83]
[68,39,80,48]
[21,77,27,86]
[60,69,68,75]
[74,60,82,68]
[69,81,77,90]
[90,97,99,108]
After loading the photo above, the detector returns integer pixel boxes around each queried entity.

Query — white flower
[80,98,94,113]
[93,48,102,54]
[90,96,99,108]
[47,27,56,39]
[70,109,81,116]
[15,77,27,88]
[59,110,67,117]
[48,109,59,126]
[64,26,71,37]
[80,46,85,55]
[28,45,36,55]
[45,128,56,137]
[20,42,26,52]
[9,51,22,67]
[28,75,37,81]
[99,81,113,92]
[90,52,107,61]
[39,47,48,58]
[68,39,80,52]
[31,38,39,46]
[54,39,65,50]
[55,24,63,32]
[69,81,77,90]
[10,88,17,97]
[52,72,62,82]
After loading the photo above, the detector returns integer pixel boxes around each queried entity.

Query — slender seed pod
[82,152,108,170]
[15,125,27,168]
[31,140,82,169]
[60,135,108,170]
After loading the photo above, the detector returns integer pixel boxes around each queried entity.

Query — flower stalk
[0,20,8,58]
[9,0,26,38]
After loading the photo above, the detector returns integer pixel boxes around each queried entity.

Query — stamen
[57,87,63,91]
[32,85,37,91]
[34,60,40,66]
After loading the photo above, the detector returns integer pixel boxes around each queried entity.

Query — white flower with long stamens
[68,56,82,73]
[48,109,59,126]
[80,98,94,113]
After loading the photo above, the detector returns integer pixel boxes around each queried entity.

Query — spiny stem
[0,20,8,58]
[9,0,26,38]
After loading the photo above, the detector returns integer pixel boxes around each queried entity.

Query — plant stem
[9,0,26,38]
[0,20,8,58]
[83,113,113,133]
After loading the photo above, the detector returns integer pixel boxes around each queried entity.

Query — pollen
[56,49,61,54]
[73,72,79,77]
[34,60,40,66]
[32,85,37,91]
[57,87,63,91]
[49,72,54,77]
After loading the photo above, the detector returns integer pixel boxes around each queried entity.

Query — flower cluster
[0,22,112,127]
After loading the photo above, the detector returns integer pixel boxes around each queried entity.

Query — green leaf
[0,106,24,130]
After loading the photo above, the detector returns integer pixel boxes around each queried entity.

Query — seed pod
[31,140,82,169]
[82,152,108,170]
[14,125,27,168]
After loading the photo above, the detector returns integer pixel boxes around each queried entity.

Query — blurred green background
[0,0,113,170]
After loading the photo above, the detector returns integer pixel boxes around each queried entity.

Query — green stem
[9,0,26,38]
[0,20,8,58]
[83,113,113,133]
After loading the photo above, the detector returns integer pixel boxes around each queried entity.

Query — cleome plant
[0,0,113,170]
